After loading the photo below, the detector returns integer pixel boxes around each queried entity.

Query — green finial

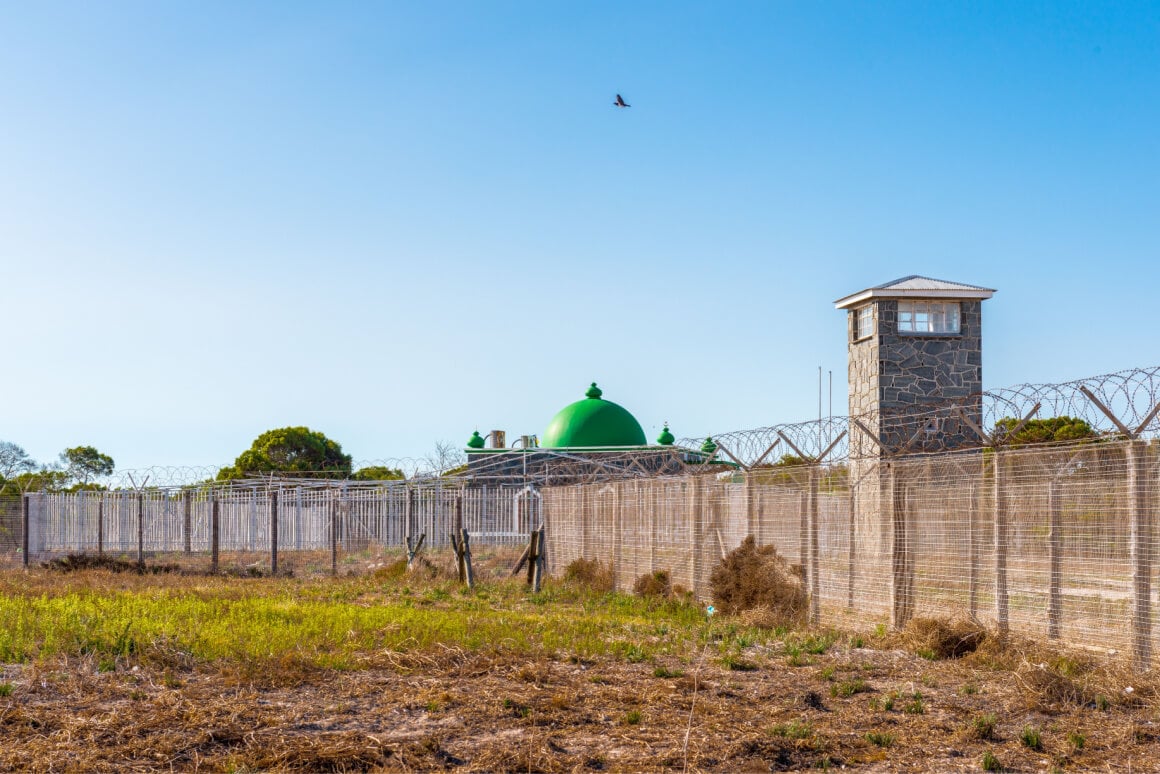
[657,424,675,445]
[700,436,718,454]
[467,430,485,449]
[585,382,603,399]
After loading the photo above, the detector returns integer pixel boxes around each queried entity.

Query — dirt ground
[2,637,1157,772]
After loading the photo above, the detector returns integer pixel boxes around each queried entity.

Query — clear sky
[3,1,1159,472]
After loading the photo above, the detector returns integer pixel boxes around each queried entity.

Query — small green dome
[657,424,675,445]
[467,430,485,449]
[700,436,718,454]
[541,383,647,448]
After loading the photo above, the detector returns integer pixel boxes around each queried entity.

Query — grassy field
[0,552,1157,772]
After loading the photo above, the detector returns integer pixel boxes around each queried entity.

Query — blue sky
[3,1,1158,471]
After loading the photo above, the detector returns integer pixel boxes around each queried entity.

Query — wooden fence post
[21,494,29,568]
[798,488,808,592]
[210,492,220,574]
[137,492,145,570]
[1047,477,1063,640]
[270,490,279,577]
[1127,439,1152,670]
[993,451,1009,640]
[846,479,857,610]
[690,478,704,597]
[968,481,980,620]
[890,463,913,630]
[182,489,192,554]
[611,484,622,590]
[97,496,105,556]
[808,464,821,625]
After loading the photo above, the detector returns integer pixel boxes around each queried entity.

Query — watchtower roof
[834,275,996,309]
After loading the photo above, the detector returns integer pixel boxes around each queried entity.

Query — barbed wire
[77,363,1160,489]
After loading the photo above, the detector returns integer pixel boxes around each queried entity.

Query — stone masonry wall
[847,299,984,456]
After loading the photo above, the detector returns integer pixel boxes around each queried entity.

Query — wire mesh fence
[543,437,1158,671]
[5,364,1160,670]
[21,482,540,577]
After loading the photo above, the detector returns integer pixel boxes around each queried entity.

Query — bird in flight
[613,94,631,108]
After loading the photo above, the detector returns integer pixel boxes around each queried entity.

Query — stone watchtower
[834,276,996,457]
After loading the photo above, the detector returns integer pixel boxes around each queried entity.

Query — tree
[993,416,1097,448]
[0,468,70,495]
[60,446,115,485]
[0,441,37,481]
[425,441,466,477]
[351,465,406,481]
[217,427,352,480]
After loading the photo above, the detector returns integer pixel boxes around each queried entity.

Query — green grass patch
[0,573,709,670]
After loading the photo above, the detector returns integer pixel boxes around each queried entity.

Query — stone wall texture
[847,299,984,456]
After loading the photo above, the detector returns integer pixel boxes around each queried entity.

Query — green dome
[541,383,647,448]
[466,430,485,449]
[657,424,675,445]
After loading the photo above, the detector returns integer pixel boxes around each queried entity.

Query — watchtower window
[854,305,874,341]
[897,301,960,334]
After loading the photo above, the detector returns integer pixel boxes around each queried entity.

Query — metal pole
[21,494,30,568]
[270,489,279,576]
[211,492,220,574]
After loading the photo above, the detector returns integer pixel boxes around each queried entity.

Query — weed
[864,731,894,748]
[721,654,759,672]
[425,700,441,713]
[624,710,641,725]
[981,750,1002,771]
[653,666,683,678]
[1068,731,1085,750]
[1020,725,1042,751]
[903,693,925,715]
[850,635,864,649]
[875,624,887,638]
[961,682,979,695]
[971,713,998,740]
[831,678,870,698]
[769,720,813,739]
[620,644,648,664]
[1095,694,1109,711]
[882,695,895,711]
[818,666,835,681]
[0,683,11,697]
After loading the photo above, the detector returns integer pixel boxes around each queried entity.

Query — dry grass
[897,616,987,660]
[1,561,1158,772]
[709,535,806,625]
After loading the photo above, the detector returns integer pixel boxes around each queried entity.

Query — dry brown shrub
[632,570,672,598]
[563,558,614,592]
[899,617,987,659]
[709,536,806,624]
[42,553,182,575]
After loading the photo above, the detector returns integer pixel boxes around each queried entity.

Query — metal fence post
[210,491,220,574]
[330,489,338,577]
[182,489,192,554]
[270,489,279,576]
[97,495,105,556]
[21,494,30,568]
[137,492,145,569]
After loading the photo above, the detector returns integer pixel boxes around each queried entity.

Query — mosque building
[464,383,725,484]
